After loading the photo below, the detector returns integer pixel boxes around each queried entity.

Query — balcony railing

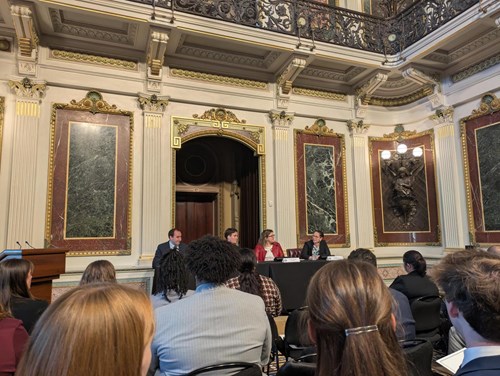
[128,0,479,54]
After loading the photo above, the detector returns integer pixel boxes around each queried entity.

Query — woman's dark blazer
[10,296,49,334]
[300,240,330,260]
[389,270,439,302]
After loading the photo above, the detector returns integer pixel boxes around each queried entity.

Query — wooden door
[175,192,217,243]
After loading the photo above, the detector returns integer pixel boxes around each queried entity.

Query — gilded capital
[430,106,454,124]
[346,120,369,135]
[8,77,46,99]
[138,94,169,112]
[269,110,294,128]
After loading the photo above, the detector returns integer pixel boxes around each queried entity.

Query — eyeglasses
[267,234,275,238]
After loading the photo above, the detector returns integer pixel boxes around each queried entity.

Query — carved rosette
[138,94,169,113]
[8,77,46,99]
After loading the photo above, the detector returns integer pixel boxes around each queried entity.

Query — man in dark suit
[431,250,500,376]
[152,228,188,268]
[300,230,330,260]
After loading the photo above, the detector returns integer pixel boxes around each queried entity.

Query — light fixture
[297,17,306,28]
[397,143,407,154]
[381,150,391,160]
[388,34,397,42]
[412,147,423,157]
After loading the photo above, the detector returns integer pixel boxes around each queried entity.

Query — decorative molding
[430,106,454,124]
[170,69,268,90]
[380,77,414,89]
[364,86,434,107]
[382,124,416,139]
[300,119,336,136]
[8,77,46,99]
[63,90,123,115]
[10,4,38,58]
[356,72,388,105]
[301,66,365,82]
[49,9,138,46]
[277,57,307,95]
[50,49,137,70]
[137,94,169,112]
[269,110,294,127]
[346,119,369,135]
[449,29,500,61]
[467,93,500,119]
[147,31,169,77]
[292,87,346,101]
[402,67,438,87]
[452,54,500,83]
[424,51,450,64]
[193,108,246,124]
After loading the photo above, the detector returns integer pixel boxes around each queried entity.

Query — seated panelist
[301,230,330,260]
[254,229,284,262]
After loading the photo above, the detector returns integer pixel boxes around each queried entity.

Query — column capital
[138,93,169,113]
[430,106,454,125]
[8,77,46,99]
[269,110,294,128]
[346,119,369,135]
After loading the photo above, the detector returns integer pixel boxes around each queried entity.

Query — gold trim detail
[8,77,46,99]
[459,93,500,244]
[138,94,169,113]
[170,69,268,90]
[50,49,138,71]
[292,87,347,101]
[194,108,246,124]
[299,119,336,136]
[45,91,134,256]
[365,86,434,107]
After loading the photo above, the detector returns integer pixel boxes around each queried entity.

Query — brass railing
[128,0,479,54]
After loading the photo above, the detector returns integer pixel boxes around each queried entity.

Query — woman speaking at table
[301,230,330,260]
[254,229,284,262]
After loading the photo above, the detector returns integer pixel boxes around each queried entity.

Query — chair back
[186,362,262,376]
[276,361,316,376]
[283,307,313,359]
[286,248,301,258]
[267,313,283,372]
[400,339,433,376]
[410,295,442,335]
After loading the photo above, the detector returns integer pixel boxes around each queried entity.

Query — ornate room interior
[0,0,499,292]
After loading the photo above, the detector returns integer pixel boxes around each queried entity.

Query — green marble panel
[65,122,117,238]
[476,123,500,231]
[305,144,336,234]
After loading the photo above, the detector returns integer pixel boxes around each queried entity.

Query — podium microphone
[16,241,23,249]
[25,241,35,249]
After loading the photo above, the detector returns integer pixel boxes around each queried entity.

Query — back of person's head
[307,260,406,376]
[79,260,117,286]
[258,229,274,246]
[186,235,240,284]
[486,245,500,257]
[16,283,154,376]
[430,250,500,343]
[348,248,377,267]
[157,250,188,302]
[403,250,427,276]
[237,248,261,297]
[0,259,34,308]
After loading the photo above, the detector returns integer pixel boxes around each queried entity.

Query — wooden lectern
[0,248,68,303]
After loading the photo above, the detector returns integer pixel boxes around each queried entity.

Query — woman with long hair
[0,259,48,334]
[254,229,284,262]
[307,260,407,376]
[226,248,282,316]
[389,250,439,301]
[151,250,194,309]
[16,283,155,376]
[79,259,117,285]
[0,299,29,375]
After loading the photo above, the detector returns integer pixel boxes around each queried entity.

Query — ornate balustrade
[127,0,479,54]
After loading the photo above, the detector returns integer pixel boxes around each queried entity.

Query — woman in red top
[254,229,284,262]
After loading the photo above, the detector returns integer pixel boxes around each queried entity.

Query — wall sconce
[381,144,423,160]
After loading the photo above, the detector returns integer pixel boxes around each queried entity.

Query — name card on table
[283,257,301,263]
[327,255,344,261]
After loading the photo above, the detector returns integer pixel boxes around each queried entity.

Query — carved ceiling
[0,0,498,107]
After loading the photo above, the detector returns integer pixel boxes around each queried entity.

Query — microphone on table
[25,241,35,249]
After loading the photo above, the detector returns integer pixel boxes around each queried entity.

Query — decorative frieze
[170,69,267,90]
[50,49,138,70]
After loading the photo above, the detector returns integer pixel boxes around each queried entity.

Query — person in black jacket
[301,230,330,260]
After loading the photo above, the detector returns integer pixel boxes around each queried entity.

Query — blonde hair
[16,283,154,376]
[307,260,406,376]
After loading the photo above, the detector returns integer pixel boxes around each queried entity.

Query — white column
[432,108,465,248]
[347,120,374,248]
[270,111,295,249]
[6,79,46,247]
[138,94,169,263]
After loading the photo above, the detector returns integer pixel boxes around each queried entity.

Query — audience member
[150,236,271,375]
[226,248,282,317]
[152,228,188,268]
[0,259,48,334]
[16,283,154,376]
[0,300,29,375]
[390,250,439,301]
[487,244,500,257]
[224,227,239,245]
[301,230,330,260]
[151,250,194,309]
[254,229,284,262]
[307,260,407,376]
[79,259,117,285]
[430,250,500,375]
[348,248,416,341]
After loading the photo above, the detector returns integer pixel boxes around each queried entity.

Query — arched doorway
[175,137,260,248]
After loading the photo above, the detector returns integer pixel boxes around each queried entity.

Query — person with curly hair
[150,236,271,375]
